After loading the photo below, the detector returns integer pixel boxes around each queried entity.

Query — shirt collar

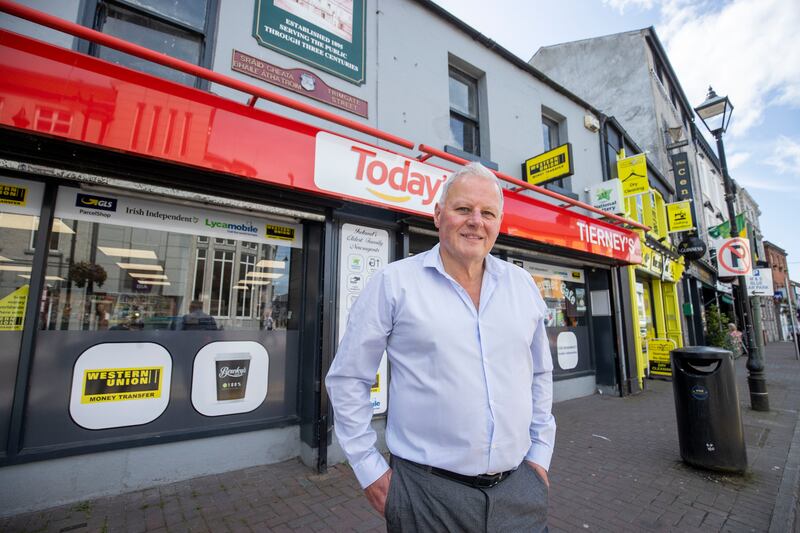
[423,243,503,279]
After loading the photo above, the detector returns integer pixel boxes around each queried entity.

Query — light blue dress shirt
[326,244,556,489]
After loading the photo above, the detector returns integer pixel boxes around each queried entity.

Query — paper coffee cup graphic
[215,354,251,401]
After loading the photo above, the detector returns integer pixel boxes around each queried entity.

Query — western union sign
[81,367,163,404]
[617,154,649,196]
[666,200,695,233]
[524,143,574,186]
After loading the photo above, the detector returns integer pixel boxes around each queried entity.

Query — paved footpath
[3,342,799,533]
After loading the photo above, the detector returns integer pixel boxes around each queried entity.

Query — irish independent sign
[253,0,366,85]
[232,50,368,117]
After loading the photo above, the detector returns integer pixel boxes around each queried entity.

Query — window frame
[79,0,219,90]
[448,66,481,157]
[541,110,572,193]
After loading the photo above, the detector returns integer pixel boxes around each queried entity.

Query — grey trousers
[385,456,548,533]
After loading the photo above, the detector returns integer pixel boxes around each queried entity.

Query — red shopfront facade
[0,24,641,510]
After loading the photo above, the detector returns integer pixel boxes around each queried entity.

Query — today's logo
[314,132,449,216]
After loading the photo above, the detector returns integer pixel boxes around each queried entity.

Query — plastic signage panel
[337,223,389,414]
[69,343,172,430]
[191,341,269,417]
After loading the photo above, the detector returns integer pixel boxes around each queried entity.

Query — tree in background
[705,304,733,350]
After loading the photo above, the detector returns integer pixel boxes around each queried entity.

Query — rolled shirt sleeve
[524,285,557,471]
[325,271,394,488]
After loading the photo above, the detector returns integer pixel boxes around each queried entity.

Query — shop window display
[39,187,303,332]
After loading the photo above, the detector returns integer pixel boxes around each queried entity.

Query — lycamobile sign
[205,218,259,235]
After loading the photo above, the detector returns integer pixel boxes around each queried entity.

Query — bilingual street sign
[617,154,649,196]
[717,237,752,277]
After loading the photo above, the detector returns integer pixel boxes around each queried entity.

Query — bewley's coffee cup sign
[215,355,251,401]
[314,132,450,216]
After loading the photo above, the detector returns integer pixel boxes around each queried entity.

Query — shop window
[39,186,303,332]
[86,0,216,88]
[0,178,46,450]
[448,67,481,156]
[643,190,667,239]
[512,258,591,377]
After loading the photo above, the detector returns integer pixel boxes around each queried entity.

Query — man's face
[434,175,502,266]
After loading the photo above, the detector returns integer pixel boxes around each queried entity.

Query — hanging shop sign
[315,132,449,216]
[666,200,695,233]
[717,237,752,277]
[55,187,303,248]
[587,179,625,215]
[252,0,366,85]
[617,154,649,196]
[337,223,389,415]
[677,235,707,261]
[523,143,574,186]
[191,341,269,417]
[231,50,368,118]
[69,343,172,429]
[648,338,676,378]
[746,268,774,296]
[671,152,695,202]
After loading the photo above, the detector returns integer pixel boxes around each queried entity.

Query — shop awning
[0,27,642,265]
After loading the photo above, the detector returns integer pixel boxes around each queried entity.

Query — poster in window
[69,343,172,429]
[338,223,389,414]
[191,341,269,416]
[253,0,366,85]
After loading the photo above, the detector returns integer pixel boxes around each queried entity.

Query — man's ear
[433,202,441,228]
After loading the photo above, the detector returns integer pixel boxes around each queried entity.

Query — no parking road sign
[717,237,752,276]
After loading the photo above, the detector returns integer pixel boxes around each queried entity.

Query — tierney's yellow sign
[617,154,649,196]
[524,143,574,186]
[666,200,694,233]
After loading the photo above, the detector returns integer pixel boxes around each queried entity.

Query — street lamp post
[695,87,769,412]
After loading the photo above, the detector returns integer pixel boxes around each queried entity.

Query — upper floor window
[542,116,560,152]
[86,0,216,87]
[449,67,480,156]
[541,112,570,191]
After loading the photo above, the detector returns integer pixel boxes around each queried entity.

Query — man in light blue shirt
[326,162,556,531]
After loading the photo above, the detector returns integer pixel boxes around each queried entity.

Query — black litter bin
[671,346,747,473]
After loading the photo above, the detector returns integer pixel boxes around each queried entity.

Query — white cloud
[735,173,800,193]
[661,0,800,138]
[602,0,655,14]
[766,136,800,174]
[726,151,751,171]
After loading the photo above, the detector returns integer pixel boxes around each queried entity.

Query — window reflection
[40,212,301,332]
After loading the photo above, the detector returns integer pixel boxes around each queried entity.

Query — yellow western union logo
[0,183,27,206]
[266,224,295,241]
[81,367,162,404]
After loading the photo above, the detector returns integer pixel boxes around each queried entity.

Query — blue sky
[432,0,800,282]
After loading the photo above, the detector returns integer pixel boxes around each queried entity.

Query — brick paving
[2,341,799,532]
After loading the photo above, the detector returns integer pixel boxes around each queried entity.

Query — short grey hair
[438,162,504,213]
